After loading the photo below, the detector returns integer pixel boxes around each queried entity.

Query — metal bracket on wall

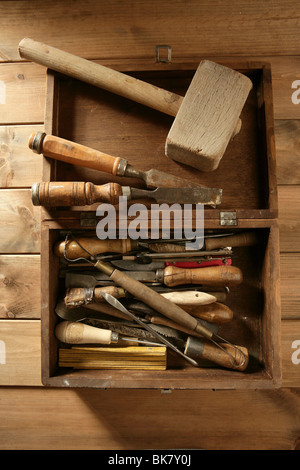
[220,211,237,226]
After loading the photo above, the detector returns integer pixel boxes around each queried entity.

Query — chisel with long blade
[31,181,222,207]
[28,132,221,193]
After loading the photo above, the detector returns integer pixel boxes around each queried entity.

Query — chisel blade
[136,167,215,191]
[65,270,157,288]
[128,185,222,206]
[112,260,164,271]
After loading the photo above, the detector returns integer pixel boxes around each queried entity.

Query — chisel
[31,181,222,207]
[28,131,220,192]
[55,320,162,347]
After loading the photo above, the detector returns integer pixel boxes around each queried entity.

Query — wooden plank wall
[0,0,300,450]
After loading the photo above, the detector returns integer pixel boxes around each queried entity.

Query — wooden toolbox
[38,57,281,389]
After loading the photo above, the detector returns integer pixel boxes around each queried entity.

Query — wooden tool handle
[162,265,243,287]
[19,38,182,117]
[28,132,126,176]
[64,286,126,307]
[32,181,122,207]
[205,232,260,250]
[184,302,234,324]
[160,290,217,306]
[184,336,249,370]
[96,263,213,338]
[54,237,137,259]
[55,321,115,344]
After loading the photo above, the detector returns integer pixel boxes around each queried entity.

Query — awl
[31,181,222,207]
[28,132,222,192]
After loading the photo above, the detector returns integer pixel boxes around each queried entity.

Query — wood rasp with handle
[19,38,252,172]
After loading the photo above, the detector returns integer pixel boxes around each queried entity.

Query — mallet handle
[19,38,182,117]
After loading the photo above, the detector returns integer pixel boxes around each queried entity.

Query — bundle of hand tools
[51,230,260,371]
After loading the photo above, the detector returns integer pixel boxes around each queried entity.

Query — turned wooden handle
[184,336,249,371]
[55,321,115,345]
[184,302,234,324]
[162,265,243,287]
[19,38,182,117]
[28,132,125,176]
[205,232,260,250]
[54,237,137,259]
[31,181,122,206]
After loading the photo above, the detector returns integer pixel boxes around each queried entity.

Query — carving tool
[19,38,252,171]
[111,259,232,271]
[64,286,219,308]
[52,234,232,261]
[28,131,220,192]
[31,180,222,207]
[55,320,162,347]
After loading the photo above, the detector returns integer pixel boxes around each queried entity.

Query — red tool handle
[166,259,232,268]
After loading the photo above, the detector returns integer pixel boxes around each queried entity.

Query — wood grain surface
[0,0,299,450]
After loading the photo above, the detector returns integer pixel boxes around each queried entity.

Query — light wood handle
[32,181,123,207]
[19,38,182,117]
[28,132,125,176]
[54,237,137,259]
[160,290,217,306]
[64,286,126,307]
[55,321,115,345]
[205,232,260,250]
[184,302,234,324]
[162,265,243,287]
[185,336,249,371]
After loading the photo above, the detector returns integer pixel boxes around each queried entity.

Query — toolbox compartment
[39,60,281,389]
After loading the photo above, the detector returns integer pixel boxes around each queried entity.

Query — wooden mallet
[18,38,252,172]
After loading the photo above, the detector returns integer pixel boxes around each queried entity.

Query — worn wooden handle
[31,181,122,206]
[54,237,137,259]
[64,286,126,307]
[184,302,234,324]
[205,232,260,250]
[55,321,114,345]
[19,38,182,117]
[185,336,249,371]
[28,132,125,176]
[162,265,243,287]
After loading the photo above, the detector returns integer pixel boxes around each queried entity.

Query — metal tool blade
[65,270,157,288]
[127,185,222,206]
[111,260,165,271]
[131,167,214,191]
